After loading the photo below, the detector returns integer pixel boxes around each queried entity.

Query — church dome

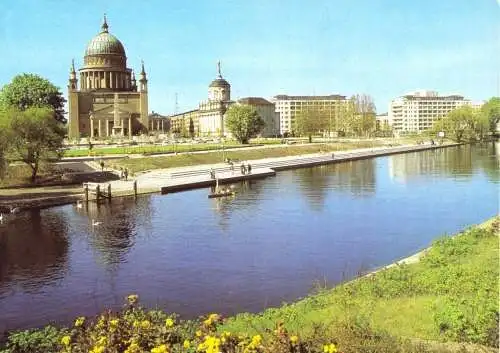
[209,78,230,88]
[84,16,126,57]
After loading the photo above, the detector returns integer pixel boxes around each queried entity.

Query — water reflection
[76,198,142,268]
[388,143,499,183]
[0,210,69,295]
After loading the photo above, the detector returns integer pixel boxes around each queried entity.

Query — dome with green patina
[84,16,126,57]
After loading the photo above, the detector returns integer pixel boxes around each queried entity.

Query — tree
[432,105,486,142]
[294,107,328,142]
[225,104,265,144]
[480,97,500,134]
[5,107,65,182]
[0,120,8,179]
[0,73,66,123]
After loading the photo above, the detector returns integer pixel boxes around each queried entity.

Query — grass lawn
[222,218,499,349]
[109,141,384,173]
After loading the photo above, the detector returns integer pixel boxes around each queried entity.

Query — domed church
[67,16,163,139]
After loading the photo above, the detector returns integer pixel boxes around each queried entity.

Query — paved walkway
[94,142,452,197]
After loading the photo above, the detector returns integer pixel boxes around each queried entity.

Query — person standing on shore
[124,168,129,181]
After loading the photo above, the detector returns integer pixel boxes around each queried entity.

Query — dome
[84,16,125,57]
[85,32,125,56]
[209,78,230,88]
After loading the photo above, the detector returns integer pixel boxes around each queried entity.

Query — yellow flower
[97,336,107,346]
[251,334,262,346]
[323,343,338,353]
[140,320,151,330]
[127,294,139,305]
[90,346,105,353]
[222,331,231,338]
[151,344,168,353]
[165,318,175,328]
[183,339,190,349]
[124,342,141,353]
[110,319,119,327]
[61,335,71,346]
[196,330,203,337]
[74,316,85,327]
[290,335,299,345]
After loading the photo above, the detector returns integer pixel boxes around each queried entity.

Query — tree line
[293,94,377,142]
[431,97,500,142]
[0,74,66,182]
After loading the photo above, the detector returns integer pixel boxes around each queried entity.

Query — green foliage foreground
[0,219,497,353]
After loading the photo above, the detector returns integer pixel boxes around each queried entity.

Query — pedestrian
[120,167,124,180]
[124,168,129,181]
[210,168,215,179]
[331,153,335,159]
[100,160,105,172]
[247,163,252,174]
[240,163,245,175]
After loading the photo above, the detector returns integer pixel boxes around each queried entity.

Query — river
[0,143,498,334]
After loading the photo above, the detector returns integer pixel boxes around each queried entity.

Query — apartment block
[273,94,347,135]
[388,90,482,134]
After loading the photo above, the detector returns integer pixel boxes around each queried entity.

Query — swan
[76,200,83,209]
[0,213,3,223]
[91,219,102,227]
[9,206,20,214]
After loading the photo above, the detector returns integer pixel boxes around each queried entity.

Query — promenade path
[99,142,450,197]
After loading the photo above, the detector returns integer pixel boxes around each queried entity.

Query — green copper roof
[85,31,126,56]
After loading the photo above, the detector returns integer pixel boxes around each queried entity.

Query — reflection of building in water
[82,198,142,267]
[330,159,376,196]
[0,210,69,291]
[388,147,474,182]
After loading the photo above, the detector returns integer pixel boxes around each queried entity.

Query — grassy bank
[223,218,499,349]
[0,219,497,353]
[110,141,383,174]
[62,143,249,157]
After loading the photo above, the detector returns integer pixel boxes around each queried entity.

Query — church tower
[66,15,151,139]
[208,61,230,102]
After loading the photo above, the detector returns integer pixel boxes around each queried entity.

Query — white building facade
[388,90,482,134]
[273,95,347,135]
[237,97,279,137]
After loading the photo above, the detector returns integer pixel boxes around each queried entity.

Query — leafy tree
[432,105,486,142]
[480,97,500,134]
[0,120,8,179]
[294,107,329,142]
[0,73,66,123]
[4,107,65,182]
[225,104,265,144]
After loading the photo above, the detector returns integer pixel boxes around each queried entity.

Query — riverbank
[0,141,458,211]
[0,218,497,353]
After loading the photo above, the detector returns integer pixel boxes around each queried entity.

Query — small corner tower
[208,61,230,101]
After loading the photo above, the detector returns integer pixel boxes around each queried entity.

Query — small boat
[208,190,235,198]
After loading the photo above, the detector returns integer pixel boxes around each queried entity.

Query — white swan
[10,206,20,214]
[91,219,102,227]
[76,200,83,209]
[0,213,3,223]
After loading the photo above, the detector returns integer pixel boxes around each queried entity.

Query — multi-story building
[272,95,347,135]
[388,90,481,134]
[67,16,166,140]
[237,97,279,137]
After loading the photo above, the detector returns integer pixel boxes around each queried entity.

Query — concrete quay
[112,142,458,197]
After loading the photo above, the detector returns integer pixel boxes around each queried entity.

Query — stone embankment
[1,143,458,211]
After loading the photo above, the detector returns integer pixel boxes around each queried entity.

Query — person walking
[247,163,252,174]
[120,167,124,180]
[124,168,129,181]
[100,160,105,172]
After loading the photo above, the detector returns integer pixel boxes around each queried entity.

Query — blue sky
[0,0,498,114]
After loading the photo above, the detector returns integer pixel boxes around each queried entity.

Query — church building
[67,16,164,140]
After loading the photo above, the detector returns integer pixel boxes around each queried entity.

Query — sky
[0,0,498,115]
